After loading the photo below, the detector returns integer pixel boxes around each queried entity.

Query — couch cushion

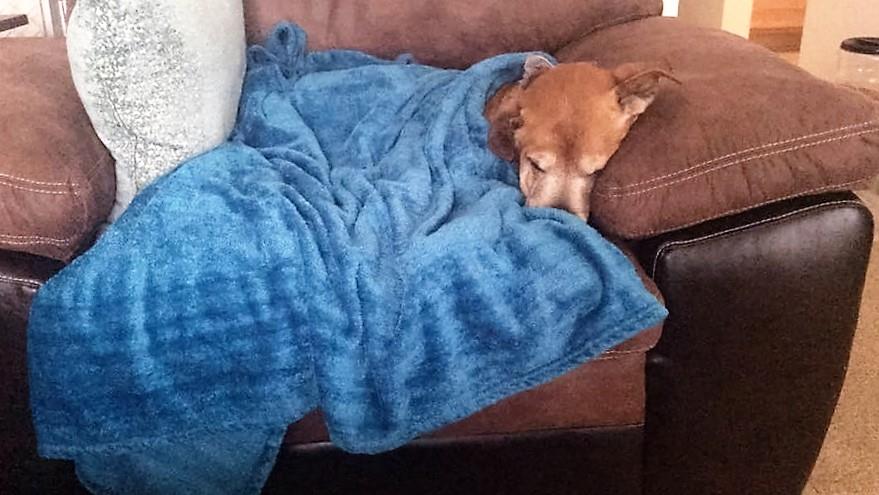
[244,0,663,68]
[284,345,657,445]
[556,17,879,239]
[0,38,114,262]
[284,241,662,446]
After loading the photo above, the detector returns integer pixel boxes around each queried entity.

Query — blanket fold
[28,23,667,494]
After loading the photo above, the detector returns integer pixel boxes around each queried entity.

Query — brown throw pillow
[556,17,879,239]
[0,38,115,262]
[244,0,663,68]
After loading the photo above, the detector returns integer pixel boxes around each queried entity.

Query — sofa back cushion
[243,0,663,68]
[67,0,664,67]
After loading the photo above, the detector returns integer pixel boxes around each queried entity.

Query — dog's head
[485,55,678,220]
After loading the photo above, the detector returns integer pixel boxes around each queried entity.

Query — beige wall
[678,0,754,38]
[799,0,879,80]
[721,0,755,37]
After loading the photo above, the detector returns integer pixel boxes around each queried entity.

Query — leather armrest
[633,191,874,495]
[0,38,114,262]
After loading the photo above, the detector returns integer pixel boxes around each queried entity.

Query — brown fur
[485,56,678,220]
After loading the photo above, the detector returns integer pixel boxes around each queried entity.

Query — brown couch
[1,1,875,494]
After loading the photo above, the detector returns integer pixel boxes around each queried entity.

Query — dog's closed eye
[525,152,556,173]
[525,156,546,173]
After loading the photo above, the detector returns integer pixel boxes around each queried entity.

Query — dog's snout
[527,195,568,212]
[525,193,590,220]
[523,173,594,221]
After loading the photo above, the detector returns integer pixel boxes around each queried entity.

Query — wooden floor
[750,26,803,52]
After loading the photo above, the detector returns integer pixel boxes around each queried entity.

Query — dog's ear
[521,54,555,88]
[484,55,554,162]
[612,62,680,120]
[484,84,524,162]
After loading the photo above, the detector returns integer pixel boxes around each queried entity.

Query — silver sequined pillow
[66,0,246,221]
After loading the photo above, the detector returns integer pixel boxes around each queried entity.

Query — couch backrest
[244,0,663,67]
[66,1,663,68]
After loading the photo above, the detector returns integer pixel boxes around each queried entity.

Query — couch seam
[0,273,42,289]
[649,199,864,277]
[69,174,88,259]
[552,11,658,55]
[83,152,114,181]
[597,120,878,192]
[294,422,648,448]
[594,126,879,198]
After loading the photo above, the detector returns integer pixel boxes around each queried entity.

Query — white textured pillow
[66,0,246,221]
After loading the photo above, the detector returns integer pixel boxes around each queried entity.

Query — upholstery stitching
[634,177,868,240]
[595,127,879,198]
[0,180,79,195]
[598,120,878,192]
[649,199,864,277]
[0,169,76,187]
[0,142,110,188]
[0,234,74,245]
[596,349,651,357]
[0,158,103,251]
[0,273,41,289]
[0,148,111,187]
[0,180,83,251]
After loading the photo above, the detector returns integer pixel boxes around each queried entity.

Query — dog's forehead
[515,62,626,174]
[530,62,616,93]
[520,63,618,120]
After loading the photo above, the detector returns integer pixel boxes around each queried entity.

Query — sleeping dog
[484,55,678,220]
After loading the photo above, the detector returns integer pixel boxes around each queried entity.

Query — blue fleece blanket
[28,23,666,494]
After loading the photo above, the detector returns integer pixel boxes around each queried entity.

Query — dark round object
[840,37,879,55]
